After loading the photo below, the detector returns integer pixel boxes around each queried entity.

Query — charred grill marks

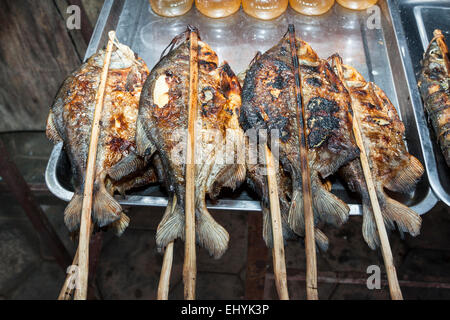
[306,97,340,148]
[306,77,322,87]
[241,28,359,249]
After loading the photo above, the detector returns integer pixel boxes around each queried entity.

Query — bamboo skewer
[183,26,199,300]
[58,223,94,300]
[287,24,318,300]
[264,146,289,300]
[158,242,174,300]
[74,31,116,300]
[332,56,403,300]
[58,249,79,300]
[157,195,177,300]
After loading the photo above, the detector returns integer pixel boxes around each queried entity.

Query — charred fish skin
[241,34,359,238]
[237,56,330,251]
[46,46,149,236]
[331,55,424,250]
[418,29,450,167]
[137,29,245,259]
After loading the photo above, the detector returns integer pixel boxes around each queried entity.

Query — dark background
[0,0,449,300]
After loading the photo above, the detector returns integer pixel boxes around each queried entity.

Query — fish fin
[92,185,122,228]
[196,203,230,259]
[288,188,305,236]
[46,111,62,143]
[262,204,273,248]
[238,52,261,86]
[250,51,262,66]
[314,228,329,252]
[64,193,83,232]
[382,192,422,237]
[384,155,424,193]
[135,118,155,157]
[360,190,398,249]
[313,179,349,227]
[281,210,297,243]
[156,196,184,252]
[107,152,147,181]
[285,188,330,251]
[264,201,301,248]
[223,164,246,190]
[110,212,130,237]
[237,71,246,87]
[129,167,158,188]
[316,146,360,179]
[209,164,246,198]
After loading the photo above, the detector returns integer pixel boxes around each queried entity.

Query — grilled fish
[331,55,424,250]
[240,32,359,240]
[136,28,245,258]
[46,44,150,235]
[238,64,328,250]
[418,29,450,167]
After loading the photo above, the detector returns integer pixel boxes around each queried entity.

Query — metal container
[45,0,439,214]
[388,0,450,205]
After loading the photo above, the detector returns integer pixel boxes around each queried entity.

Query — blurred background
[0,0,449,300]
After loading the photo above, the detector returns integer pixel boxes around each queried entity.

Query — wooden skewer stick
[74,31,116,300]
[332,56,403,300]
[264,146,289,300]
[58,224,94,300]
[157,195,178,300]
[287,24,318,300]
[183,26,199,300]
[58,249,79,300]
[158,242,174,300]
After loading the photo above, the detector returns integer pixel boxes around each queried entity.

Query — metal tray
[388,0,450,205]
[45,0,438,215]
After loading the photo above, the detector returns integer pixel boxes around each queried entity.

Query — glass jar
[195,0,241,18]
[336,0,377,10]
[150,0,194,17]
[289,0,334,16]
[242,0,289,20]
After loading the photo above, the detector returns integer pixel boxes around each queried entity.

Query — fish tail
[384,155,424,193]
[64,193,83,232]
[361,189,399,249]
[196,201,229,259]
[361,195,380,250]
[92,184,122,228]
[381,190,422,237]
[283,191,330,251]
[110,212,130,237]
[313,179,349,227]
[156,196,184,252]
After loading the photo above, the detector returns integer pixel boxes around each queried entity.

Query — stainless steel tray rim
[387,0,450,206]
